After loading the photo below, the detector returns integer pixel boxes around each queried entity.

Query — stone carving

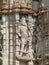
[20,16,28,56]
[15,14,34,59]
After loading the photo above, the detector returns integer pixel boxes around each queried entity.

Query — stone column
[2,15,9,65]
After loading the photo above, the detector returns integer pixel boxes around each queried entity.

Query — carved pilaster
[2,15,9,65]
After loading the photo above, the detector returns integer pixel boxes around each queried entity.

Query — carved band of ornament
[0,7,36,16]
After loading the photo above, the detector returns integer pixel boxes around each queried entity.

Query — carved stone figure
[19,16,28,56]
[15,14,34,60]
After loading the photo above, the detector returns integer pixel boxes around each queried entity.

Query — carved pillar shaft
[2,15,9,65]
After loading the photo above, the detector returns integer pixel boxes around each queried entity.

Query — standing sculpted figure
[20,16,28,56]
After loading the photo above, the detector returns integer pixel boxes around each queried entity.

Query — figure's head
[21,16,27,25]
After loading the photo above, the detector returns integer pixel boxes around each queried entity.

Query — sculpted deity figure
[19,16,28,56]
[16,14,34,58]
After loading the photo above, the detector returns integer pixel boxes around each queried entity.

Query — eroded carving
[15,14,34,59]
[19,16,28,56]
